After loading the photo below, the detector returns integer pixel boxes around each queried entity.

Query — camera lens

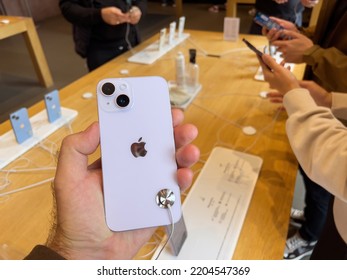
[116,94,130,108]
[101,82,115,96]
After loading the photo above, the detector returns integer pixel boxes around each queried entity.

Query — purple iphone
[96,76,182,231]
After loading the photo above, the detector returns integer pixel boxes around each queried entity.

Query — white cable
[0,167,56,173]
[0,158,32,190]
[0,177,53,197]
[155,205,175,260]
[196,92,258,99]
[192,103,243,129]
[125,22,134,54]
[242,107,282,153]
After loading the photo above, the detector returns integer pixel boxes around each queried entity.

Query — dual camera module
[101,82,130,108]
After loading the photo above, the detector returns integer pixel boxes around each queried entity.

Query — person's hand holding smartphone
[49,104,199,260]
[258,54,300,95]
[254,12,298,41]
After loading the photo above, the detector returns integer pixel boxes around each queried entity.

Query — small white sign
[223,17,240,41]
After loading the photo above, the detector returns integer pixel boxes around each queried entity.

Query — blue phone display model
[9,108,33,144]
[254,12,283,31]
[44,90,62,123]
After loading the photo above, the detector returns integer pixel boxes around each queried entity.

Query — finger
[269,98,284,103]
[267,92,283,98]
[271,40,286,48]
[174,123,198,149]
[171,108,184,127]
[177,168,194,192]
[269,16,284,24]
[261,26,268,36]
[55,122,100,186]
[176,145,200,191]
[262,54,280,71]
[279,29,299,39]
[279,59,286,67]
[267,28,281,41]
[256,55,269,73]
[176,144,200,169]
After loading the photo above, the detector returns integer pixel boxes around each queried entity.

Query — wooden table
[0,30,304,260]
[0,16,53,88]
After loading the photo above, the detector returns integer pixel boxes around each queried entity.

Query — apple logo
[131,137,147,158]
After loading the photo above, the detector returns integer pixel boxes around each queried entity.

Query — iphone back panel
[44,90,62,123]
[96,76,181,231]
[10,108,33,144]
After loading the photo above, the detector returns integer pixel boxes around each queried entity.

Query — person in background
[24,109,200,259]
[59,0,147,71]
[259,53,347,259]
[208,1,226,13]
[250,0,319,35]
[262,0,347,259]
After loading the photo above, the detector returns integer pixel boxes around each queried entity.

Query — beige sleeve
[283,89,347,202]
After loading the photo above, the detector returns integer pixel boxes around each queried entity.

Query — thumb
[55,122,100,186]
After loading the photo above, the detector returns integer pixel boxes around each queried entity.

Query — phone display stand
[0,107,78,169]
[128,33,190,65]
[254,49,295,81]
[168,81,202,110]
[153,147,263,260]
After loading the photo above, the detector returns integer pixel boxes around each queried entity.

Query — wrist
[47,227,124,260]
[283,83,301,96]
[47,229,74,260]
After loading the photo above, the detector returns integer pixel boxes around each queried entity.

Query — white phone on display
[96,76,182,232]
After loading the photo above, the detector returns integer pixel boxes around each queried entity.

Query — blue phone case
[254,12,283,30]
[44,90,62,123]
[9,108,33,144]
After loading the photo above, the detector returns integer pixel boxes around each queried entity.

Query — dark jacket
[255,0,304,24]
[59,0,147,57]
[303,0,347,92]
[24,245,65,260]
